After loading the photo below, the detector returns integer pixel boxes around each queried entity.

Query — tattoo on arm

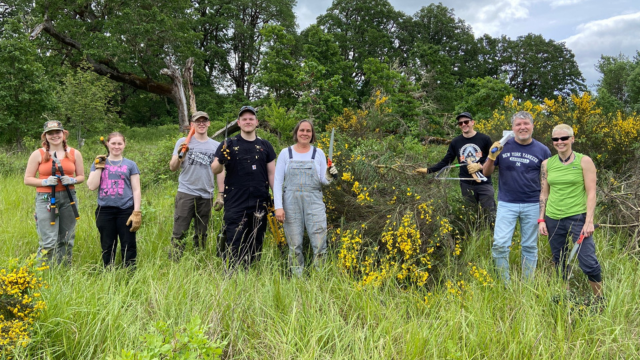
[539,199,546,207]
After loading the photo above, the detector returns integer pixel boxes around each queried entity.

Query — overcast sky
[294,0,640,89]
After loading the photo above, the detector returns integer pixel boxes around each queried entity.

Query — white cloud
[546,0,585,8]
[563,11,640,86]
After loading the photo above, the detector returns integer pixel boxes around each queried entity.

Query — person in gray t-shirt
[168,111,225,260]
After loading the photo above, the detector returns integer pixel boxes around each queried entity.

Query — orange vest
[36,148,77,193]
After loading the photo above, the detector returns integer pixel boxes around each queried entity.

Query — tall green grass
[1,133,639,359]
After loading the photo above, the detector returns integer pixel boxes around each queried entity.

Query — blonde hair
[552,124,574,137]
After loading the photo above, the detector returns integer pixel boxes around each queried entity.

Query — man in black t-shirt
[212,106,276,267]
[416,112,496,216]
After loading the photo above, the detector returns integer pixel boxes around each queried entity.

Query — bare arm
[482,158,496,177]
[267,160,275,192]
[211,157,224,175]
[73,151,85,184]
[215,169,225,193]
[24,150,43,187]
[87,168,102,190]
[131,174,141,211]
[169,155,182,172]
[538,160,549,235]
[582,156,597,236]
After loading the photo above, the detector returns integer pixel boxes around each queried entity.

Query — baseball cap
[191,111,210,123]
[455,112,473,121]
[238,105,257,118]
[43,120,64,133]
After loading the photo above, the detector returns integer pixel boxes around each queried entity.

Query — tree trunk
[160,58,189,130]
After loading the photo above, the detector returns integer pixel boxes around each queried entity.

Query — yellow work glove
[126,210,142,232]
[414,168,429,175]
[487,141,502,161]
[467,163,482,174]
[214,192,224,211]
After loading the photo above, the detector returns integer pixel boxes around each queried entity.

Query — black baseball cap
[456,112,473,121]
[238,106,257,118]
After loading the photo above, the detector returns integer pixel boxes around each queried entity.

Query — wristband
[537,219,545,223]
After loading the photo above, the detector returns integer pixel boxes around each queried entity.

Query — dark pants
[95,206,136,267]
[170,191,212,259]
[460,181,496,223]
[545,213,602,282]
[223,204,269,268]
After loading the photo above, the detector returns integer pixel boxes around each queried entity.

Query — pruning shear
[565,223,599,281]
[327,128,337,178]
[53,154,80,220]
[435,162,487,182]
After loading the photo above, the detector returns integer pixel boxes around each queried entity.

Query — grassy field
[1,130,640,359]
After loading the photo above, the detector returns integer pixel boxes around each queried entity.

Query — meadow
[1,125,640,359]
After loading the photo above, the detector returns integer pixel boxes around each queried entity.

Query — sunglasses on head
[551,136,571,142]
[457,120,470,126]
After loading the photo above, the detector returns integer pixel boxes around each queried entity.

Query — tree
[23,0,200,127]
[595,52,640,112]
[53,62,120,147]
[192,0,297,99]
[455,76,516,120]
[0,20,55,147]
[499,34,586,100]
[254,24,301,108]
[317,0,407,89]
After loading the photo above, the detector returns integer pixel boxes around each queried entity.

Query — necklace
[108,157,123,166]
[559,151,573,164]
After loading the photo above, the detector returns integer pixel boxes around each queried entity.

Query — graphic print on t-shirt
[187,151,215,166]
[499,151,541,167]
[100,164,127,198]
[459,144,482,164]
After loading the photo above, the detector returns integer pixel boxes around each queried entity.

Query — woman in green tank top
[538,124,602,299]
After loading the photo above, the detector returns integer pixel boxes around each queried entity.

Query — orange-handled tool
[178,124,196,160]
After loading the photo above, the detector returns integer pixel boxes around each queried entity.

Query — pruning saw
[327,128,337,178]
[435,163,487,182]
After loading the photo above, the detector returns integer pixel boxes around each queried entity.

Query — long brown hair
[40,130,71,163]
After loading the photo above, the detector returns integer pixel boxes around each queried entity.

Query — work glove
[218,143,230,165]
[414,168,429,175]
[214,192,224,211]
[126,210,142,232]
[60,176,77,185]
[178,144,189,161]
[467,163,482,174]
[488,141,502,161]
[94,155,107,169]
[325,165,338,182]
[41,176,58,186]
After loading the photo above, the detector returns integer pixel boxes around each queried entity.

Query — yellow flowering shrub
[475,93,640,168]
[1,255,48,356]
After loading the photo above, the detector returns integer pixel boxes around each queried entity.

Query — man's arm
[267,160,275,191]
[483,158,496,177]
[427,142,457,173]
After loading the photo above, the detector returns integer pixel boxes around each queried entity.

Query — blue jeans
[492,201,540,282]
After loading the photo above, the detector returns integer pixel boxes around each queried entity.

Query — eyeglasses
[551,136,571,142]
[193,120,209,124]
[457,120,470,126]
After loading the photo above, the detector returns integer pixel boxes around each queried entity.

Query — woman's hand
[581,221,595,237]
[538,222,548,236]
[275,208,285,223]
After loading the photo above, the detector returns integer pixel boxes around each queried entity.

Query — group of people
[24,108,602,297]
[417,111,602,298]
